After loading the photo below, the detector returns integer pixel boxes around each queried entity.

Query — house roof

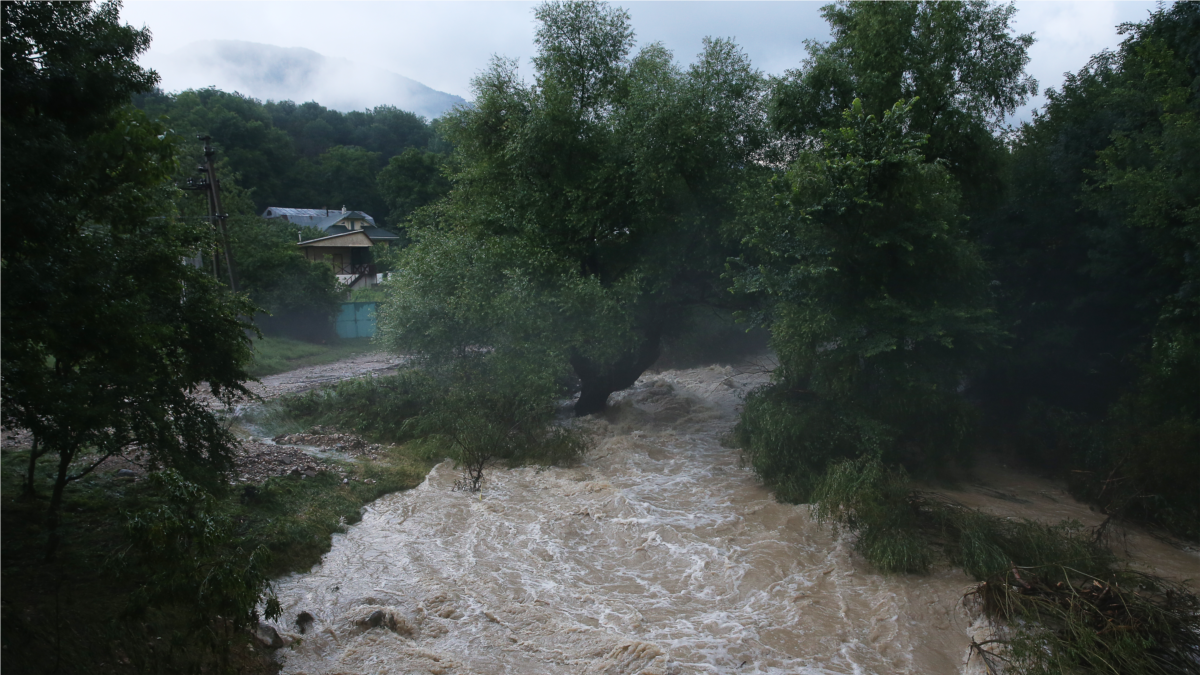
[262,207,377,227]
[297,230,374,247]
[361,225,400,241]
[312,210,375,231]
[268,206,401,243]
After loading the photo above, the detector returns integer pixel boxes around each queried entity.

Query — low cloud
[144,40,465,119]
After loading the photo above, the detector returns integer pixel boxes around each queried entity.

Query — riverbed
[264,363,1198,675]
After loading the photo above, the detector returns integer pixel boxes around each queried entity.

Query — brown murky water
[267,364,1198,675]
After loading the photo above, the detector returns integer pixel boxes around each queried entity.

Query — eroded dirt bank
[243,351,408,401]
[264,365,1031,675]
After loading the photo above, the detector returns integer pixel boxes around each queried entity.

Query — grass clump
[247,335,377,379]
[811,455,931,573]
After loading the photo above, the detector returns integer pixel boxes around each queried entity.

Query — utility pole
[183,135,239,292]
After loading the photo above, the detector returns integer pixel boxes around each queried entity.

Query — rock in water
[252,622,284,649]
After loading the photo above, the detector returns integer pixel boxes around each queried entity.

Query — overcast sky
[121,1,1164,123]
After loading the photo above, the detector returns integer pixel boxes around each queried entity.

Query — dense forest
[3,1,1197,673]
[133,88,451,227]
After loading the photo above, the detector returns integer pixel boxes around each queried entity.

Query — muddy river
[264,363,1199,675]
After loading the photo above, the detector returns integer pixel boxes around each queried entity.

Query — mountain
[142,40,466,120]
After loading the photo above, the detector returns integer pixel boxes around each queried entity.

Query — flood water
[266,364,1198,675]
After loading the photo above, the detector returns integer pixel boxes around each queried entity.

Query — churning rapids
[264,363,1198,675]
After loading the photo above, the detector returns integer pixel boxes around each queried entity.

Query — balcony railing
[334,263,376,276]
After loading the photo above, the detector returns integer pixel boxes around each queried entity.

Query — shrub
[1076,331,1200,540]
[416,357,587,491]
[735,387,893,503]
[122,470,281,626]
[273,363,586,491]
[276,369,438,443]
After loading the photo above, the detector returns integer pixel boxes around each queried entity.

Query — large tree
[379,0,769,414]
[771,0,1036,211]
[727,0,1037,500]
[1,0,256,558]
[733,100,1000,500]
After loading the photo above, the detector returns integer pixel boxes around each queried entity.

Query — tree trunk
[571,328,663,416]
[44,448,73,561]
[24,435,40,498]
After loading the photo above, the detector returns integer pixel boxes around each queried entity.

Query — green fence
[336,302,377,339]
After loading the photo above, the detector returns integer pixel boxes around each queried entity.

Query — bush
[735,386,894,503]
[273,364,586,491]
[1078,331,1200,540]
[122,470,281,625]
[1014,331,1200,541]
[414,355,587,491]
[424,396,586,492]
[229,215,343,342]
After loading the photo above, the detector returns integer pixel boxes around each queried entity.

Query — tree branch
[65,441,135,483]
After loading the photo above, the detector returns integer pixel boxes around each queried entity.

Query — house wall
[304,246,354,273]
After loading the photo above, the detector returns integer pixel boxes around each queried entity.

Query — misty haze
[146,40,466,118]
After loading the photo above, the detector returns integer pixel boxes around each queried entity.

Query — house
[263,206,400,289]
[261,205,401,244]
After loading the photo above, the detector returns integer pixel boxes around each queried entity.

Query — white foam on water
[267,365,991,675]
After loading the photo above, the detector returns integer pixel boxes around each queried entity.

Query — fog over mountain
[143,40,466,119]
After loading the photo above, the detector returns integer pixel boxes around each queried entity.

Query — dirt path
[184,352,409,412]
[930,456,1200,584]
[0,353,411,475]
[247,351,408,401]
